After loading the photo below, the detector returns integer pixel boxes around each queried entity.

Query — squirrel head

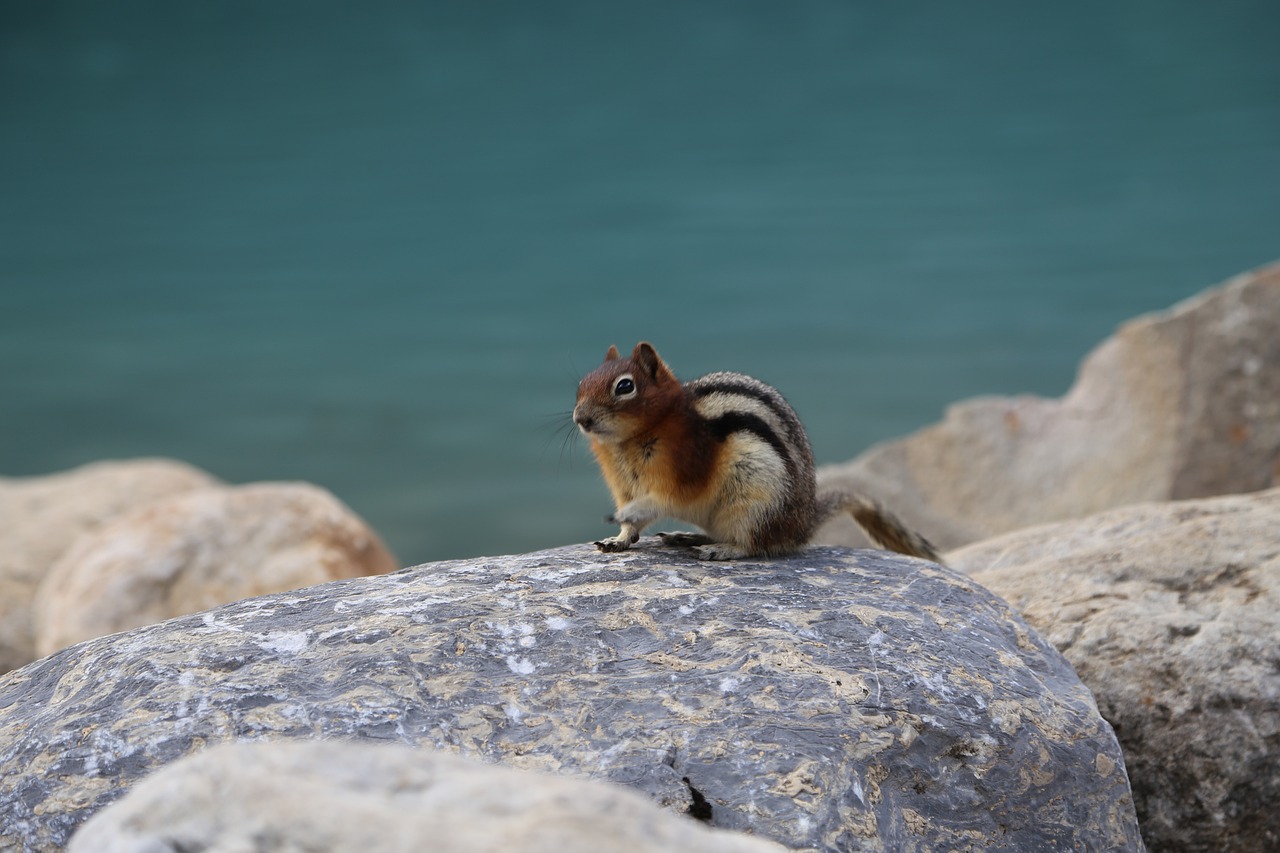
[573,342,680,442]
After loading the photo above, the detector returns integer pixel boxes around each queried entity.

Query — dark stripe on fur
[707,410,797,481]
[689,376,806,445]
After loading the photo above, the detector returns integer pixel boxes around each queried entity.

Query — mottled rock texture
[68,740,786,853]
[817,263,1280,552]
[33,481,399,658]
[0,458,218,673]
[950,489,1280,853]
[0,544,1142,852]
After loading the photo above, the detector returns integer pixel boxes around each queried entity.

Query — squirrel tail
[817,489,941,563]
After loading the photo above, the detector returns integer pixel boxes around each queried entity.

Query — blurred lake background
[3,1,1278,565]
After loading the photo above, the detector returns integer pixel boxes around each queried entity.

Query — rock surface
[817,262,1280,552]
[68,740,786,853]
[0,458,219,673]
[0,544,1142,852]
[949,489,1280,853]
[32,481,399,658]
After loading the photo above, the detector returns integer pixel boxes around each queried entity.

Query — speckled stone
[0,544,1143,852]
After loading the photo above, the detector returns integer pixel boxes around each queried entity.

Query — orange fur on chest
[590,412,719,508]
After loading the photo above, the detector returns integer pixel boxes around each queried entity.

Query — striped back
[687,371,816,488]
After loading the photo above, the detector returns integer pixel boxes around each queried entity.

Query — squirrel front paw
[594,532,639,553]
[606,497,660,528]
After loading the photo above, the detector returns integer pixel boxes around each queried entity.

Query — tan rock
[817,262,1280,551]
[949,489,1280,853]
[68,740,786,853]
[33,481,398,657]
[0,458,218,672]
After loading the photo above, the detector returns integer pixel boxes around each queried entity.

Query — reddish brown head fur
[573,342,682,443]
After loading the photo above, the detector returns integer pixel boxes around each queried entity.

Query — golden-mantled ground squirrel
[573,342,940,562]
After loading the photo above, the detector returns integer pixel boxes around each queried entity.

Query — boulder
[33,481,400,658]
[0,458,218,673]
[949,489,1280,853]
[0,544,1143,852]
[817,262,1280,551]
[67,740,785,853]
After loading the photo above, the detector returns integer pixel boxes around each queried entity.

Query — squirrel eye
[614,376,636,397]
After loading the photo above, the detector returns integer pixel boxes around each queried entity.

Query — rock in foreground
[69,740,785,853]
[0,544,1142,851]
[950,489,1280,853]
[818,262,1280,551]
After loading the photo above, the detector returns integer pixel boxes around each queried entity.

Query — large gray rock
[949,489,1280,853]
[68,740,786,853]
[0,544,1141,852]
[0,459,219,673]
[817,262,1280,552]
[32,481,399,658]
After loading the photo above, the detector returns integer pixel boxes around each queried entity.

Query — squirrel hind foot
[693,542,752,561]
[657,531,714,548]
[658,531,753,560]
[658,531,753,559]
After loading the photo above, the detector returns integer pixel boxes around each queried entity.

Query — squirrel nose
[573,411,595,433]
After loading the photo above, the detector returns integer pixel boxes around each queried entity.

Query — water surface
[3,1,1278,562]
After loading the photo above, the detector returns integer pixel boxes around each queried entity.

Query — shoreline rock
[950,488,1280,853]
[0,458,218,673]
[0,461,399,674]
[33,480,399,658]
[816,262,1280,552]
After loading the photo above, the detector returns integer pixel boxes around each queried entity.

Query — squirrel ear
[631,342,667,380]
[604,345,620,361]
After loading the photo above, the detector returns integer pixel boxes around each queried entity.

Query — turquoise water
[3,2,1278,564]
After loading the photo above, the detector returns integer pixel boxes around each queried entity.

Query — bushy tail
[817,489,941,563]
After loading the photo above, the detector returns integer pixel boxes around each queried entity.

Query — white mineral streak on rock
[255,630,311,656]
